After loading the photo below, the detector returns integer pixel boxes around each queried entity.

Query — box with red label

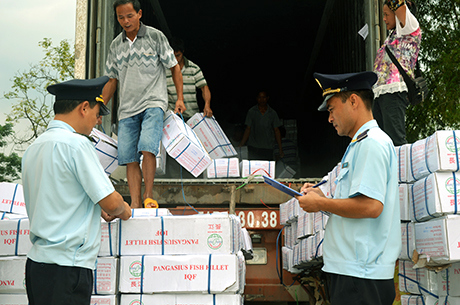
[90,295,117,305]
[400,222,416,261]
[415,215,460,264]
[398,260,437,295]
[120,293,244,305]
[0,218,31,256]
[205,158,240,178]
[187,113,237,159]
[240,160,275,180]
[399,183,411,221]
[89,128,119,175]
[396,144,415,183]
[119,213,241,255]
[162,111,212,177]
[93,257,118,295]
[296,210,313,239]
[400,294,438,305]
[0,183,26,216]
[99,219,119,257]
[313,211,329,233]
[0,256,26,293]
[409,130,460,181]
[0,294,28,305]
[437,261,460,296]
[119,253,245,294]
[437,297,460,305]
[327,163,341,198]
[409,172,460,222]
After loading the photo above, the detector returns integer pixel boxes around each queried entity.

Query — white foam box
[162,110,212,177]
[119,213,241,255]
[396,144,414,183]
[91,295,117,305]
[296,210,313,239]
[410,172,460,222]
[119,253,244,294]
[400,294,438,305]
[205,158,240,178]
[0,294,28,305]
[415,215,460,264]
[400,222,416,261]
[438,297,460,305]
[0,183,26,215]
[399,183,411,221]
[398,260,437,295]
[409,130,460,181]
[93,257,118,295]
[0,256,26,293]
[0,212,27,220]
[90,128,119,175]
[140,142,167,176]
[437,261,460,296]
[306,230,324,261]
[0,218,31,256]
[313,211,329,233]
[120,293,243,305]
[99,219,119,257]
[240,160,275,180]
[327,163,341,198]
[187,113,237,159]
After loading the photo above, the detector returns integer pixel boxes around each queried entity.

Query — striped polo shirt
[166,57,207,119]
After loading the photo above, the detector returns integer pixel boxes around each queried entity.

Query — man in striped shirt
[166,38,212,121]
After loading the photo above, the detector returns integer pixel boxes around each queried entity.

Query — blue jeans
[117,108,164,165]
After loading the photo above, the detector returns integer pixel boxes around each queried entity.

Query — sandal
[144,198,159,209]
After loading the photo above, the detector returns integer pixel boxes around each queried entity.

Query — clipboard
[263,175,303,197]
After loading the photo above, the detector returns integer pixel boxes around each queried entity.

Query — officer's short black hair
[336,90,374,111]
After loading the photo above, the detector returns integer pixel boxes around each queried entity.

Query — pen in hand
[301,180,327,194]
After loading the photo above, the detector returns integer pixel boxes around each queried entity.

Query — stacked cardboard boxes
[396,130,460,303]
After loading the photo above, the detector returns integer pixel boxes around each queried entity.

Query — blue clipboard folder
[263,175,303,197]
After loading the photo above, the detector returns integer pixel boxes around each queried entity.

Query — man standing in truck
[103,0,185,208]
[297,72,401,305]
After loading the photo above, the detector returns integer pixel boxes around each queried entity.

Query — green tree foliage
[4,38,74,144]
[0,124,21,182]
[406,0,460,142]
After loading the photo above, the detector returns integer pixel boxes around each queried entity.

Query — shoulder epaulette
[356,129,369,142]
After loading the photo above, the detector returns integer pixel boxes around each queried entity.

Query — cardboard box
[410,172,460,222]
[437,262,460,296]
[313,211,329,233]
[0,256,26,293]
[162,110,212,177]
[119,253,245,294]
[90,295,117,305]
[276,161,296,179]
[187,113,237,159]
[129,208,172,218]
[400,222,416,261]
[409,130,460,181]
[400,294,438,305]
[399,184,411,221]
[0,183,26,215]
[415,215,460,264]
[437,297,460,305]
[398,260,437,295]
[396,144,415,183]
[296,210,313,239]
[279,197,301,225]
[0,294,28,305]
[0,218,31,256]
[140,142,167,176]
[327,163,341,198]
[120,293,244,305]
[240,160,275,179]
[93,257,118,295]
[205,158,240,178]
[119,213,241,255]
[0,212,27,220]
[99,219,119,257]
[90,128,119,175]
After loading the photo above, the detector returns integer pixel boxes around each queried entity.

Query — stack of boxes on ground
[396,130,460,304]
[0,182,248,305]
[279,168,338,273]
